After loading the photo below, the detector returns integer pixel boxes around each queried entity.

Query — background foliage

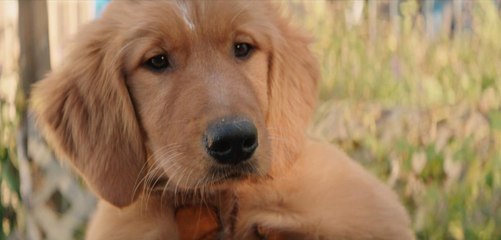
[1,2,21,238]
[1,0,501,239]
[0,92,21,240]
[303,1,501,239]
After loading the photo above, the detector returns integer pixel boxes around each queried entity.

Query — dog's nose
[204,117,258,165]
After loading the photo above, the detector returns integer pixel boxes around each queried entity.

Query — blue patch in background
[95,0,111,17]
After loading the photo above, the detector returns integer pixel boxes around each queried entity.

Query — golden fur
[31,1,412,239]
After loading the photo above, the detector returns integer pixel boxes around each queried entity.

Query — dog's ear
[267,19,320,170]
[31,19,145,208]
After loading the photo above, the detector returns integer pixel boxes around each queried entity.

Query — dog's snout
[204,117,258,165]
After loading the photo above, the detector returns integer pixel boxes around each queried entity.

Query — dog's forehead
[176,0,195,31]
[121,1,274,38]
[173,0,268,31]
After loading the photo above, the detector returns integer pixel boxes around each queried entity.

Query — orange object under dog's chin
[175,206,221,240]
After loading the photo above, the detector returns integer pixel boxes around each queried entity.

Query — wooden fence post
[18,1,51,239]
[17,1,96,239]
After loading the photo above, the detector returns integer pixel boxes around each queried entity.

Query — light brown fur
[31,1,412,239]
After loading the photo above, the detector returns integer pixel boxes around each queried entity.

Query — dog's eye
[144,54,170,72]
[234,43,254,59]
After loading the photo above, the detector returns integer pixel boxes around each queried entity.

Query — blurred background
[1,0,500,239]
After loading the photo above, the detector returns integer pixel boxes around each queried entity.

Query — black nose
[204,117,258,165]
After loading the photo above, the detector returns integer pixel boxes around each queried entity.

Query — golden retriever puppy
[31,0,412,239]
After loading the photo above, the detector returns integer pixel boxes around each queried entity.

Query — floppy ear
[30,19,145,208]
[267,19,320,171]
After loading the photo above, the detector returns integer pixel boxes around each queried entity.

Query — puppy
[31,1,412,239]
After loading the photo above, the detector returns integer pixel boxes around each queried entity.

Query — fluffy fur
[31,1,412,239]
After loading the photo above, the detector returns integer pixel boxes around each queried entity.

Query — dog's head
[31,0,318,208]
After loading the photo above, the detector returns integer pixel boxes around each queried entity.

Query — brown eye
[144,54,170,72]
[234,43,254,59]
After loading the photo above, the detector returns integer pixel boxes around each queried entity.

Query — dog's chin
[149,174,251,194]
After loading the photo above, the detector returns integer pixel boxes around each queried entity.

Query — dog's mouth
[207,162,258,184]
[148,161,260,192]
[207,170,250,185]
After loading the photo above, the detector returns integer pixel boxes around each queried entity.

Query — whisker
[173,167,188,206]
[132,143,183,198]
[182,168,195,204]
[141,149,183,208]
[161,163,183,203]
